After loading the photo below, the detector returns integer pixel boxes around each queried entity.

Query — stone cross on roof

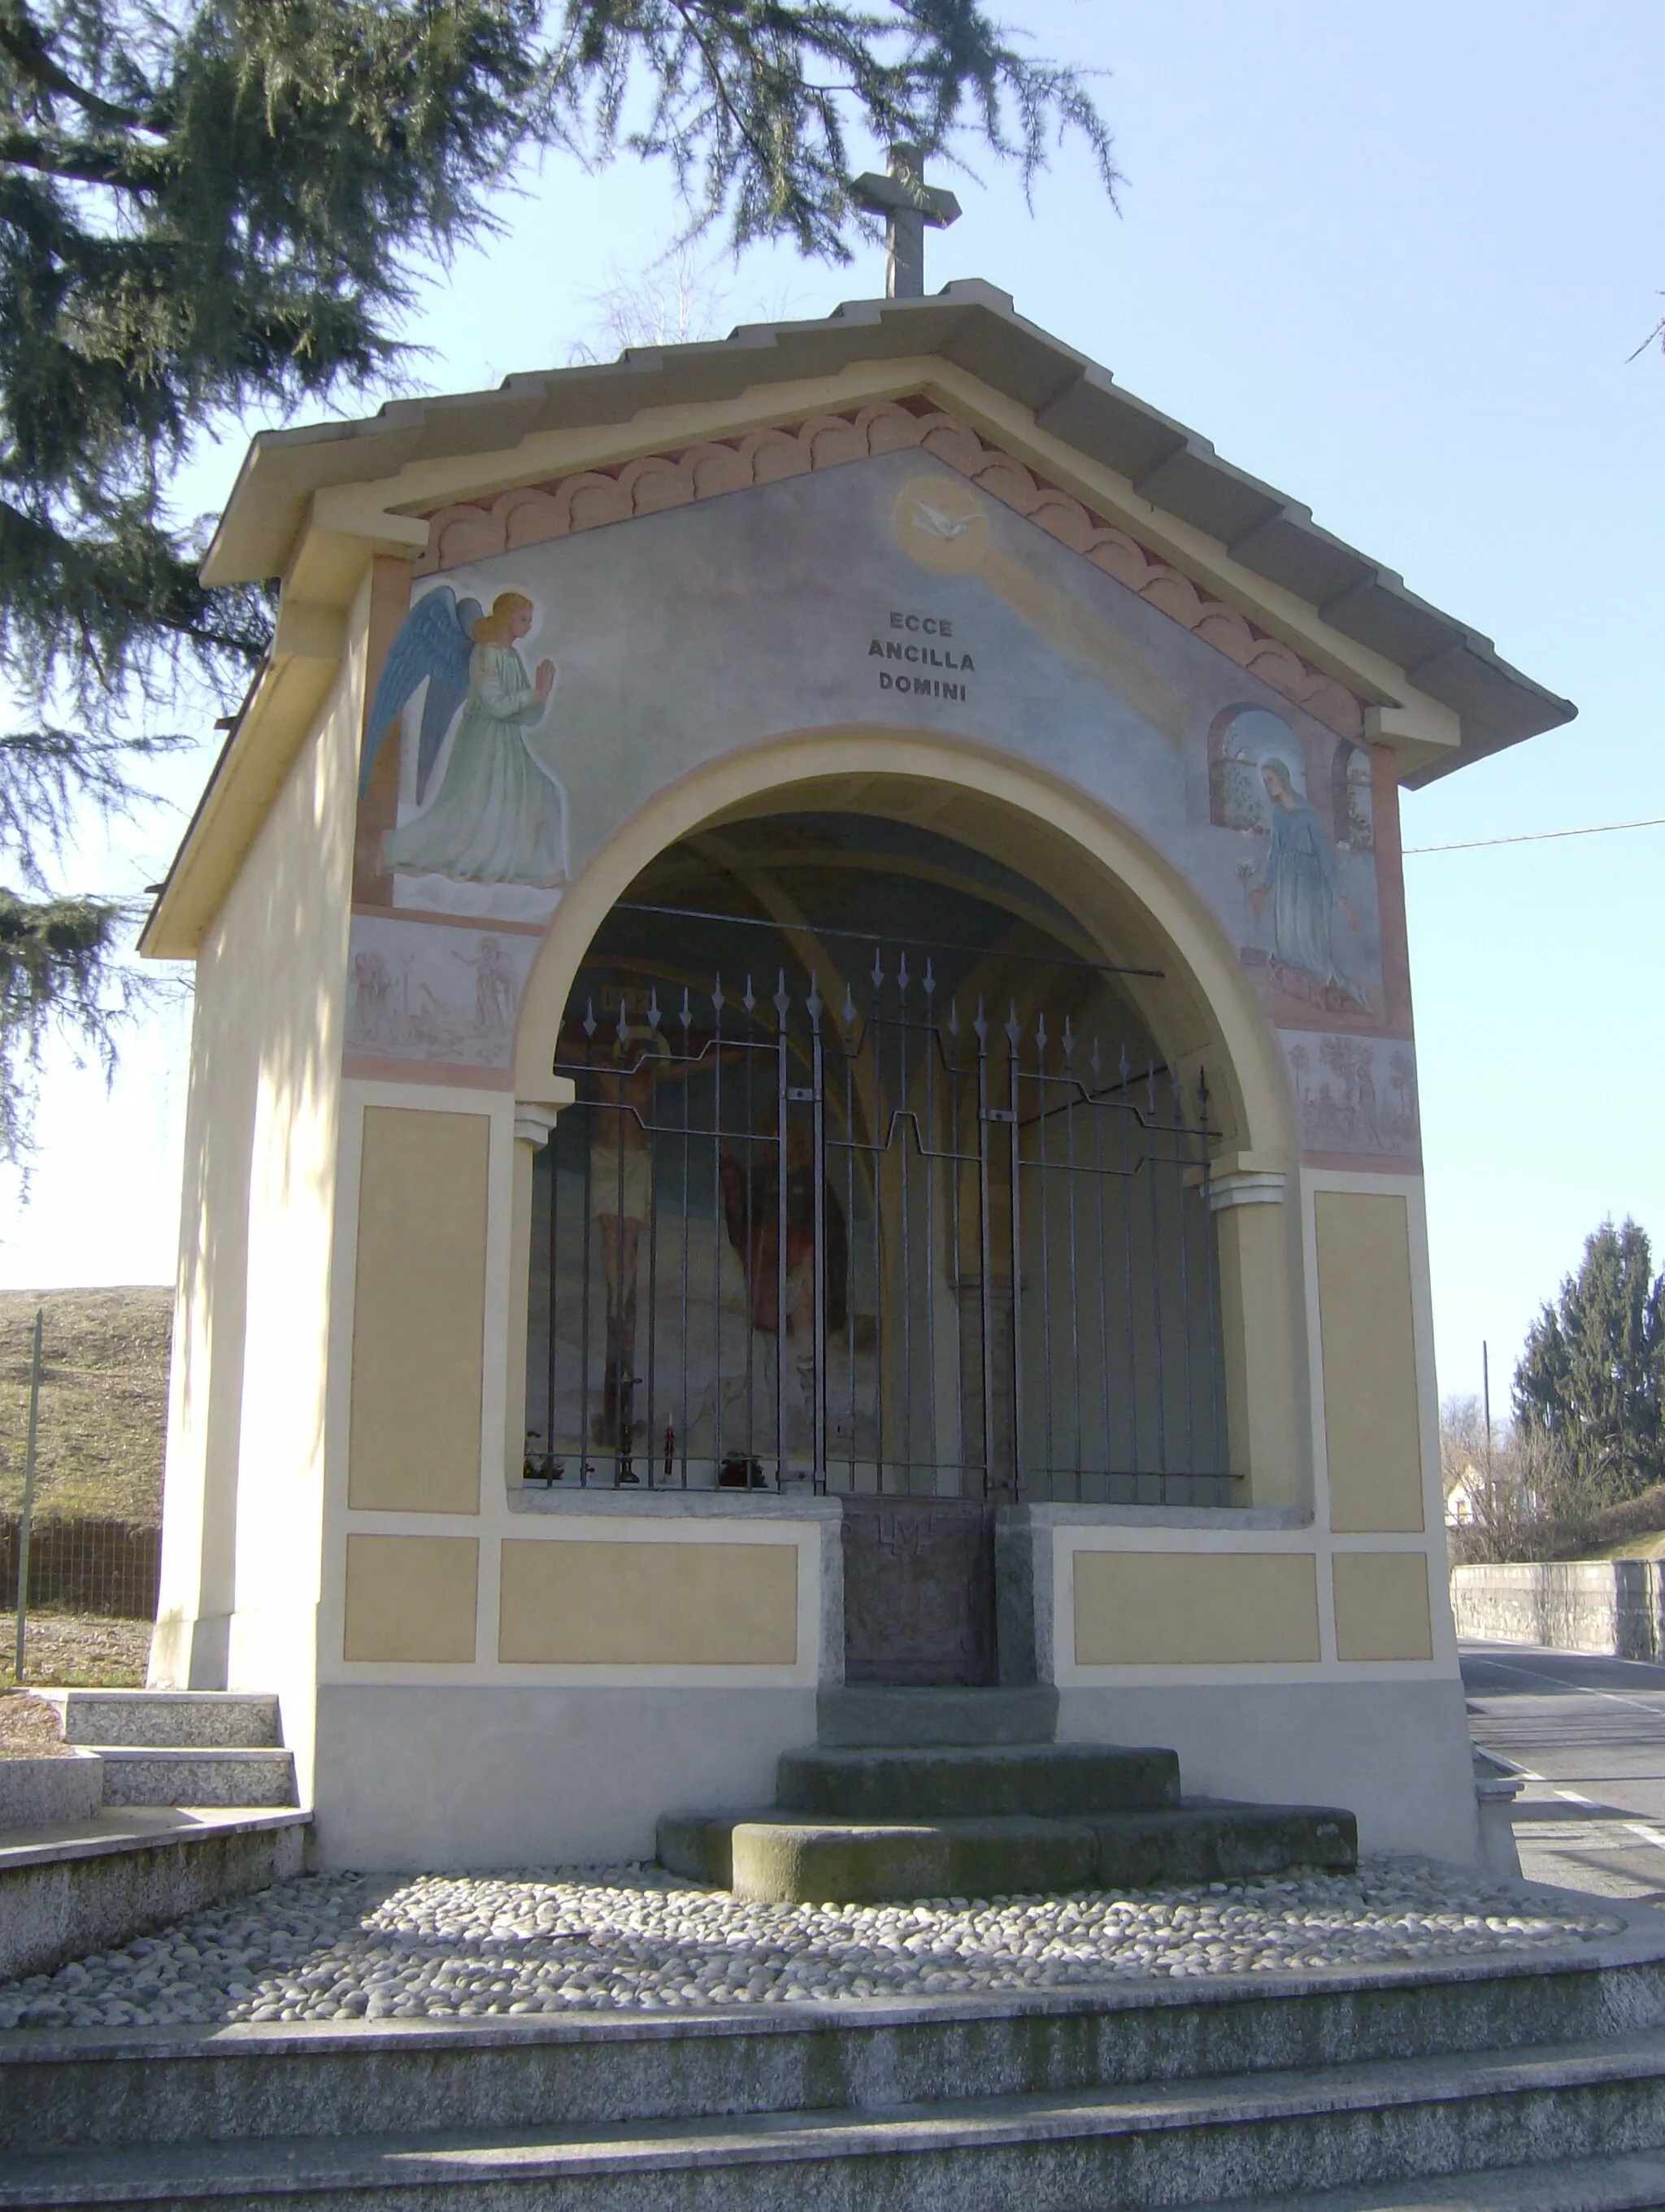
[852,143,962,300]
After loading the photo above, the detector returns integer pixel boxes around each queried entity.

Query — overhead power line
[1402,815,1665,856]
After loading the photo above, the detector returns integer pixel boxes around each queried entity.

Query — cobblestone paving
[0,1858,1626,2029]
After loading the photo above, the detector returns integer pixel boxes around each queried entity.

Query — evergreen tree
[0,0,1116,1160]
[1514,1218,1665,1501]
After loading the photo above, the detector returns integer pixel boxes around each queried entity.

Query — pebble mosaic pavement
[0,1859,1625,2030]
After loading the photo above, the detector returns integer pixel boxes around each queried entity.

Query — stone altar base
[660,1687,1358,1905]
[6,1906,1665,2209]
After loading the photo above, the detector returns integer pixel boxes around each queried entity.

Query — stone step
[43,1692,281,1751]
[1215,2146,1665,2207]
[775,1741,1181,1821]
[658,1798,1355,1903]
[89,1747,297,1810]
[659,1812,1097,1901]
[1085,1800,1357,1888]
[8,2027,1665,2207]
[816,1686,1059,1748]
[5,1937,1663,2153]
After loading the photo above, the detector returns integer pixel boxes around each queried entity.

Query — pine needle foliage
[0,0,1116,1165]
[1514,1218,1665,1504]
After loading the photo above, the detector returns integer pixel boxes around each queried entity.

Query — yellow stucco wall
[343,1533,480,1662]
[1332,1551,1434,1662]
[498,1538,800,1666]
[1315,1191,1426,1534]
[1073,1550,1322,1666]
[348,1107,490,1515]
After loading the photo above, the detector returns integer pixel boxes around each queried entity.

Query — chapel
[141,264,1573,1875]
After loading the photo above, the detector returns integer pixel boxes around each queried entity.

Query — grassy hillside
[0,1289,171,1526]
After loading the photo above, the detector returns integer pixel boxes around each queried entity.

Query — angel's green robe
[383,642,568,885]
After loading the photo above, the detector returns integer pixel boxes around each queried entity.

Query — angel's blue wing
[415,598,481,799]
[358,589,475,797]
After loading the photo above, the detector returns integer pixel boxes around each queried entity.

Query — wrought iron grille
[525,944,1231,1504]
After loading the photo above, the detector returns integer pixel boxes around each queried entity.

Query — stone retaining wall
[1450,1561,1665,1659]
[0,1817,308,1982]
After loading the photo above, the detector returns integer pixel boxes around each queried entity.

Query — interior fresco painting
[342,398,1415,1172]
[519,823,1227,1493]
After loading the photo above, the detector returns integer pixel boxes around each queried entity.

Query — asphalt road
[1463,1639,1665,1901]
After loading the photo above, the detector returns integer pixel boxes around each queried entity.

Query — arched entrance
[526,806,1228,1501]
[510,745,1301,1687]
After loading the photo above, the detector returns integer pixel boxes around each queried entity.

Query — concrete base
[0,1810,308,1981]
[311,1684,819,1870]
[1058,1679,1483,1866]
[305,1679,1477,1871]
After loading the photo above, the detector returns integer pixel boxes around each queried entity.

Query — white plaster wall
[150,580,366,1811]
[150,920,260,1689]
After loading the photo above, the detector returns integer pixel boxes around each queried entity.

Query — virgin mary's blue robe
[1263,797,1344,985]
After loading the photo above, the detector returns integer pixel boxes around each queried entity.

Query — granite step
[0,1810,310,1982]
[8,2027,1665,2207]
[5,1928,1664,2153]
[1213,2146,1665,2207]
[42,1693,281,1751]
[88,1746,297,1810]
[816,1686,1059,1748]
[774,1742,1180,1822]
[659,1798,1356,1902]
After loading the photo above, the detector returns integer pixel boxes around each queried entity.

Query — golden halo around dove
[893,474,989,575]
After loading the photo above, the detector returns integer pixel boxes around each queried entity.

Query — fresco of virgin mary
[1252,757,1364,1003]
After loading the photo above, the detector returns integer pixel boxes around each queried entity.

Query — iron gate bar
[1147,1060,1167,1473]
[1007,1009,1024,1493]
[1093,1041,1112,1504]
[535,944,1231,1503]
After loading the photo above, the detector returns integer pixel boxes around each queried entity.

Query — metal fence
[525,930,1230,1506]
[0,1517,160,1621]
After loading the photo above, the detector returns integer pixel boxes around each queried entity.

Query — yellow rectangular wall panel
[499,1540,799,1666]
[1073,1551,1321,1667]
[348,1107,489,1514]
[343,1533,479,1663]
[1315,1192,1426,1534]
[1332,1551,1433,1662]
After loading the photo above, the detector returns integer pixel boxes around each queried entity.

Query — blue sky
[2,0,1659,1415]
